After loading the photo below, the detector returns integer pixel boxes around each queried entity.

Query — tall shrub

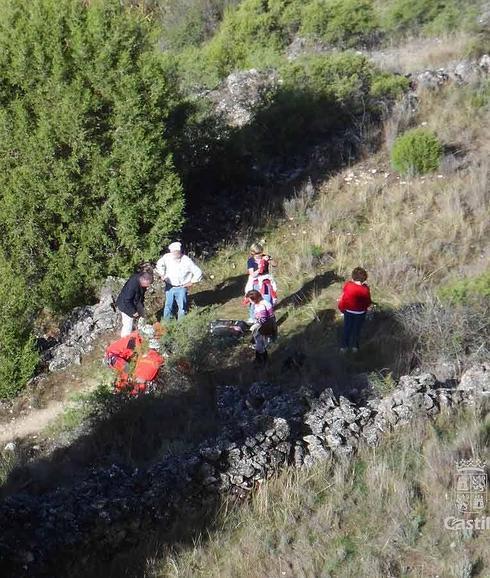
[0,0,185,312]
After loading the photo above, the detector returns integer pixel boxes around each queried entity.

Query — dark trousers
[342,311,366,349]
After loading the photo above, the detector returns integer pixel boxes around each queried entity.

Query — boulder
[209,69,281,128]
[458,364,490,394]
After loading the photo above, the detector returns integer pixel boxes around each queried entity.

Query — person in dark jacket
[116,271,153,337]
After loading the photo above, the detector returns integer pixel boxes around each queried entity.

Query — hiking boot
[352,347,359,353]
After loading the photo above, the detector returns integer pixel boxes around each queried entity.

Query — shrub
[378,0,482,36]
[157,0,231,50]
[390,128,443,175]
[0,253,39,398]
[439,272,490,304]
[204,0,303,76]
[396,296,489,373]
[161,306,219,371]
[301,0,379,48]
[370,73,410,99]
[0,0,185,313]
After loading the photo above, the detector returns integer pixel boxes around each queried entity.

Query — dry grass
[368,34,474,74]
[148,408,490,578]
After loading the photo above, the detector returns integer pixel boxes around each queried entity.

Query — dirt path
[0,335,112,446]
[0,400,66,444]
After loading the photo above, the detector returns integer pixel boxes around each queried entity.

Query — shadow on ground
[0,272,415,578]
[191,274,247,307]
[276,270,343,310]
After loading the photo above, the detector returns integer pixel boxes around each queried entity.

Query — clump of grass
[396,295,489,374]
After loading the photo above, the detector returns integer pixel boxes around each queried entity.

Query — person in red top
[338,267,372,352]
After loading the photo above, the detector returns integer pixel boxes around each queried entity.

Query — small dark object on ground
[209,320,249,338]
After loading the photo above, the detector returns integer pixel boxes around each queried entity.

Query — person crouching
[246,289,277,364]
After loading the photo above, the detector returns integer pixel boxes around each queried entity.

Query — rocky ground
[0,364,488,576]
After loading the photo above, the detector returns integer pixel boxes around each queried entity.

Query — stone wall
[0,366,488,576]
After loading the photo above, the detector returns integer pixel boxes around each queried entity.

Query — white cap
[168,241,182,252]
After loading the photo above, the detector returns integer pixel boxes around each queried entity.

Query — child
[338,267,372,352]
[246,289,277,364]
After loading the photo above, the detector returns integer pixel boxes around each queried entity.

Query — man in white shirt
[155,242,203,320]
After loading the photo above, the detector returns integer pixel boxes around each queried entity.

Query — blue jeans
[342,311,366,349]
[164,286,188,320]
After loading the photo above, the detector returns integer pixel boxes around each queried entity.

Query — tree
[0,0,185,311]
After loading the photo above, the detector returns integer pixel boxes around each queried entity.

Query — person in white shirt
[155,242,203,320]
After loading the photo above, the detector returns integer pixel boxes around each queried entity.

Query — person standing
[246,289,277,364]
[338,267,372,352]
[116,271,154,337]
[245,243,277,323]
[155,242,203,320]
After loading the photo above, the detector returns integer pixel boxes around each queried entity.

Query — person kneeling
[246,289,277,364]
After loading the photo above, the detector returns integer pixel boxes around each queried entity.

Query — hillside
[0,0,489,576]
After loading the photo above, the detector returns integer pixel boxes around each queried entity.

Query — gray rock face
[209,69,281,128]
[44,277,122,372]
[458,363,490,394]
[0,368,487,576]
[409,55,489,91]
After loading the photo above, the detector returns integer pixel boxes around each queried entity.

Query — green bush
[301,0,379,48]
[439,272,490,304]
[158,0,231,50]
[378,0,482,36]
[161,306,218,371]
[370,73,410,99]
[0,0,185,312]
[204,0,303,76]
[0,253,39,398]
[390,128,443,176]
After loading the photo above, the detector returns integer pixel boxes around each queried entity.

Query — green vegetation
[301,0,379,48]
[377,0,483,37]
[390,128,443,175]
[0,0,483,403]
[0,0,185,394]
[439,271,490,304]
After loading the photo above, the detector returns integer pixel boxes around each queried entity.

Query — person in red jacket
[338,267,372,352]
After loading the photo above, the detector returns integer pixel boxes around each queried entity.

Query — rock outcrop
[39,278,123,372]
[0,369,487,576]
[208,68,281,128]
[407,55,489,91]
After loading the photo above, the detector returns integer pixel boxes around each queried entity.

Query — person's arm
[184,258,203,287]
[155,256,167,281]
[118,277,139,317]
[337,284,347,313]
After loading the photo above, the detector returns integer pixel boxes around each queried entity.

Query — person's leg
[175,287,188,319]
[352,313,366,350]
[163,287,176,320]
[341,312,353,349]
[120,311,134,337]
